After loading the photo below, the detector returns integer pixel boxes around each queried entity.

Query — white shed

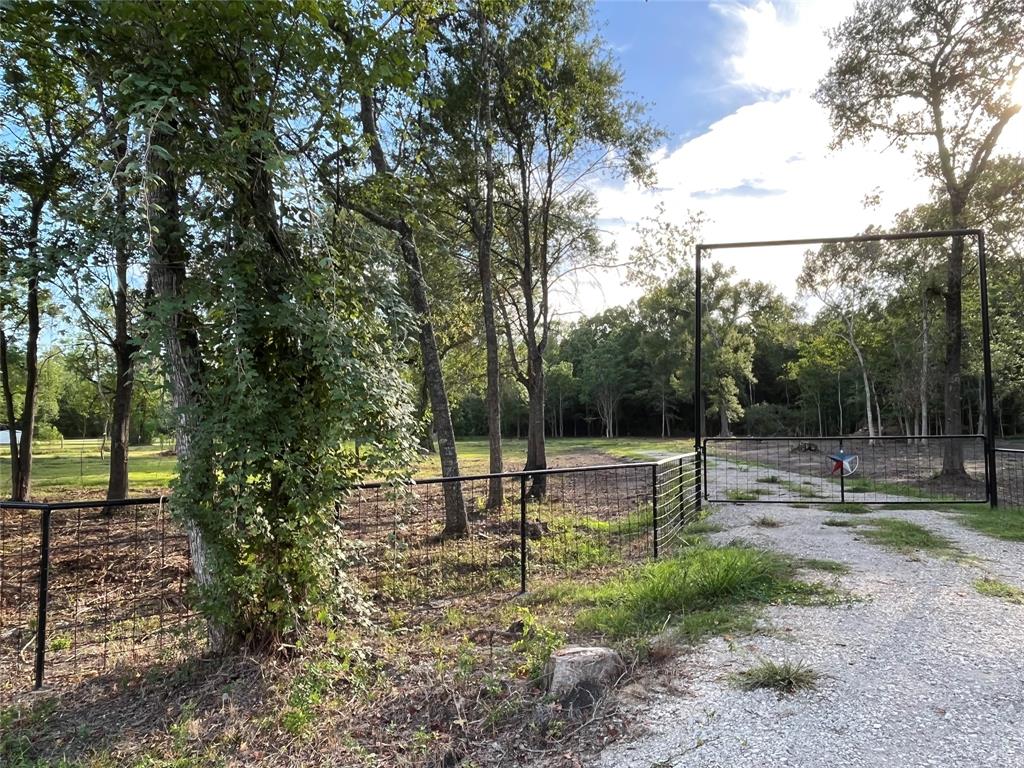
[0,429,22,446]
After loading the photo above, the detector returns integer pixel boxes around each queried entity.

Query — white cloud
[571,0,1024,316]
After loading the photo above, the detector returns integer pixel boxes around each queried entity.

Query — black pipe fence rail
[1,454,699,701]
[0,497,196,703]
[995,448,1024,509]
[704,435,989,505]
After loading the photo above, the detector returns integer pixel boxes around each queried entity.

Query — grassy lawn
[1,436,694,500]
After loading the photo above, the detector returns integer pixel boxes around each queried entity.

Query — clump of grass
[681,520,723,535]
[822,503,872,514]
[857,518,961,556]
[752,516,781,528]
[822,518,860,528]
[756,475,780,484]
[789,502,810,509]
[795,557,850,574]
[734,658,819,694]
[781,480,824,498]
[574,544,838,640]
[726,488,768,502]
[973,578,1024,604]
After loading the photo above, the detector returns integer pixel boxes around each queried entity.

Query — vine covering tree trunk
[146,136,220,648]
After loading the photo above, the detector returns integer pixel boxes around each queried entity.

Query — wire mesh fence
[704,436,988,504]
[995,448,1024,509]
[1,454,699,701]
[341,456,701,605]
[0,498,197,703]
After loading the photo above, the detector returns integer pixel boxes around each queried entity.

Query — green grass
[3,436,695,499]
[0,438,177,497]
[822,503,872,514]
[955,506,1024,542]
[822,517,860,528]
[780,480,824,498]
[734,658,819,694]
[794,557,850,574]
[855,518,961,557]
[973,578,1024,604]
[570,544,842,641]
[726,488,769,502]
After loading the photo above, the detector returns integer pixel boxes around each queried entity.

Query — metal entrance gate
[703,435,989,505]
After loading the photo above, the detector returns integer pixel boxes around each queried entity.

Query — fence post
[519,474,527,594]
[696,444,704,518]
[651,463,659,559]
[678,455,684,527]
[839,438,845,505]
[34,505,52,690]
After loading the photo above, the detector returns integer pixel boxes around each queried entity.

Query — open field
[0,436,693,500]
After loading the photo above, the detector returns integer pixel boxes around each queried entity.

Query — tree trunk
[354,92,467,533]
[12,205,44,501]
[941,229,966,475]
[718,399,731,437]
[919,291,929,445]
[399,236,468,535]
[106,126,136,501]
[0,330,20,496]
[837,372,844,435]
[147,140,221,648]
[525,355,547,498]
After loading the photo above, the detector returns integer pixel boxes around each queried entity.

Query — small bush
[734,658,818,693]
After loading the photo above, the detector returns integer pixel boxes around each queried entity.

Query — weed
[794,557,850,574]
[574,544,838,640]
[681,520,723,535]
[511,609,565,681]
[752,516,781,528]
[822,503,872,514]
[734,658,819,693]
[973,578,1024,604]
[756,475,780,484]
[857,518,961,557]
[822,518,861,528]
[726,489,768,502]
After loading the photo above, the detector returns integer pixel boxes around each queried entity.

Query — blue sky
[593,1,756,149]
[568,1,1024,312]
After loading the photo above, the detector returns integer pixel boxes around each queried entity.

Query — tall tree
[0,2,92,500]
[493,0,657,496]
[817,0,1024,473]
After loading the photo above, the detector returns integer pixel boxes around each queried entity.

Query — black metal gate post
[519,475,528,593]
[34,505,52,690]
[978,231,998,508]
[839,438,845,504]
[694,244,703,513]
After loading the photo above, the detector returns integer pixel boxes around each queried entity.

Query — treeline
[2,0,1022,647]
[448,167,1024,445]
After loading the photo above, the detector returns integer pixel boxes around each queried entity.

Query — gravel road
[592,491,1024,767]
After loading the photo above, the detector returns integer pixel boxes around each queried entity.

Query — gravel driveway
[593,491,1024,767]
